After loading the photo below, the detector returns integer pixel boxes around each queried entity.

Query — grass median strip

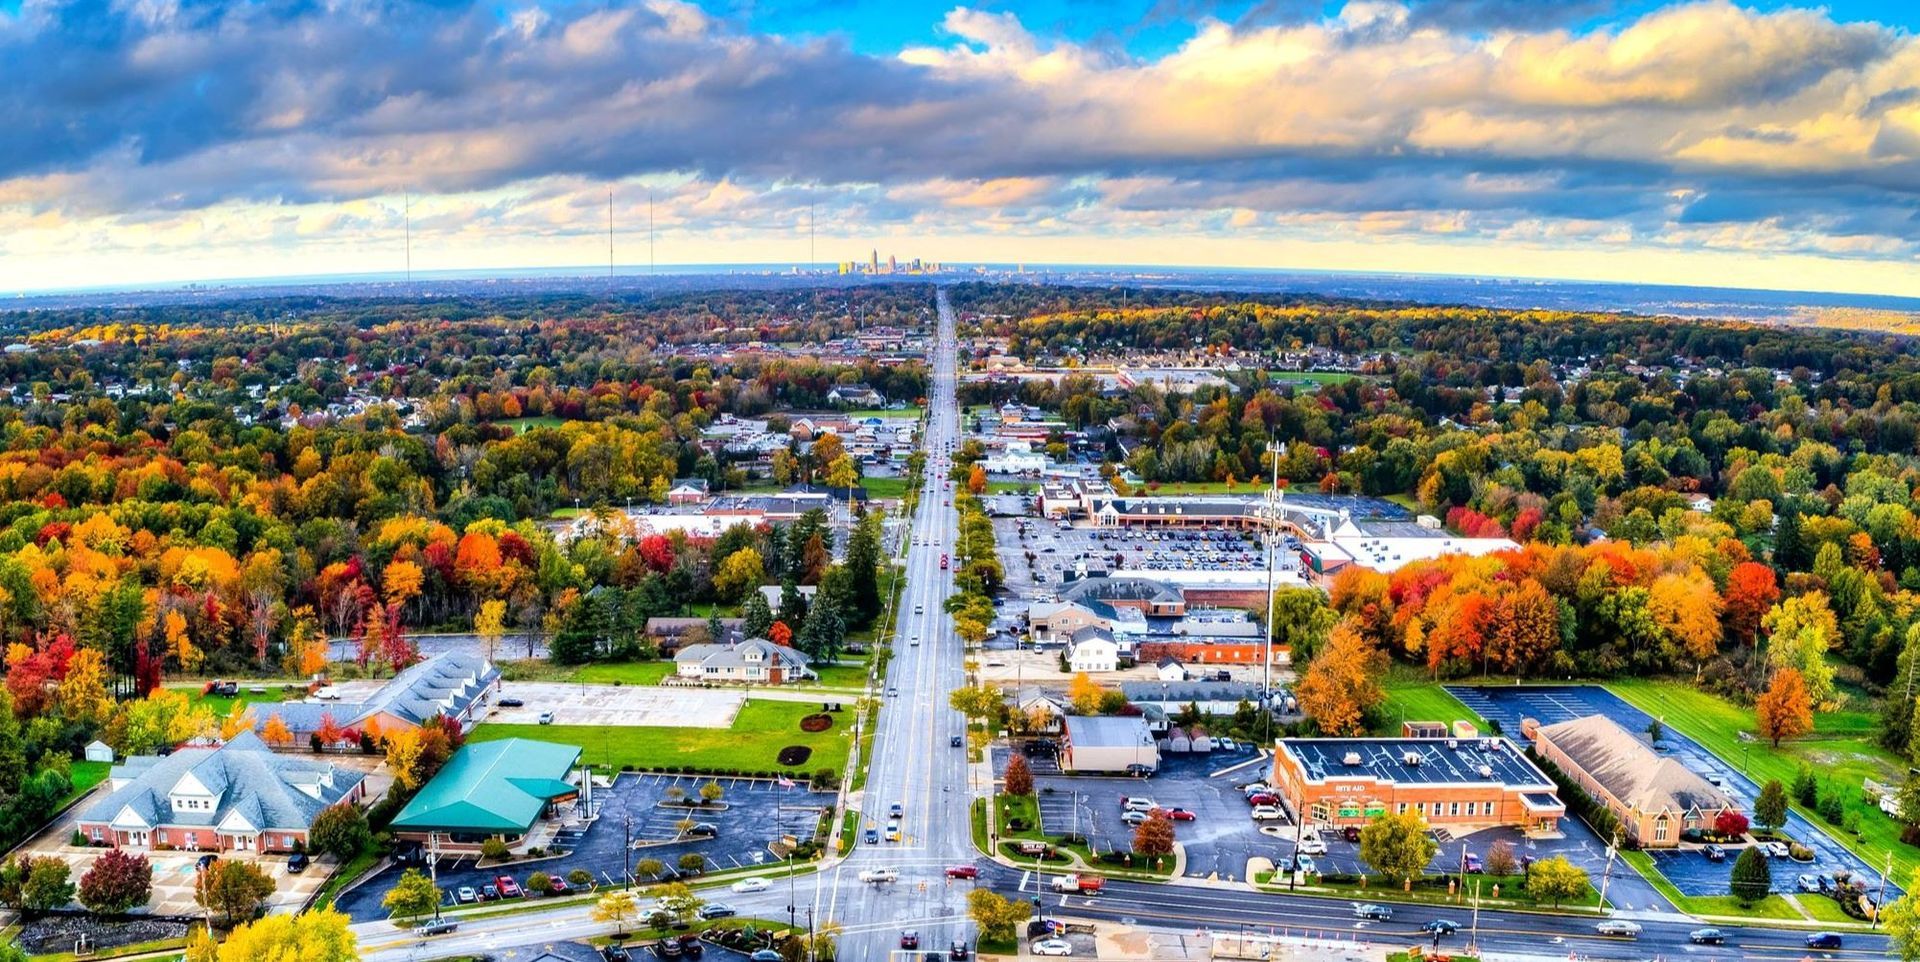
[468,699,852,774]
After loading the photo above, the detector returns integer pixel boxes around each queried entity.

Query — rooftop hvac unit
[1484,738,1502,751]
[1477,765,1494,779]
[1402,751,1423,766]
[1342,751,1363,766]
[1446,739,1459,750]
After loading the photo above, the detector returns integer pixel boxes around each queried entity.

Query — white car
[1595,920,1643,937]
[730,877,770,893]
[1297,838,1328,855]
[1765,842,1790,858]
[1242,783,1272,797]
[1250,806,1284,821]
[858,869,898,884]
[1031,940,1074,957]
[1216,738,1238,751]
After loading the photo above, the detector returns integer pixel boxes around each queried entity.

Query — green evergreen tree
[1729,846,1772,905]
[742,591,775,640]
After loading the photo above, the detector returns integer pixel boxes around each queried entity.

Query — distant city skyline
[4,1,1920,297]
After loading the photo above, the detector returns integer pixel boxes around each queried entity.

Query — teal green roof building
[390,739,582,835]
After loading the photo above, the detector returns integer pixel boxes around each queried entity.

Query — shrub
[1729,847,1771,905]
[1792,767,1818,807]
[526,871,552,895]
[481,838,510,861]
[799,714,834,733]
[568,869,592,887]
[1788,843,1814,861]
[1818,790,1845,825]
[68,830,86,847]
[1714,810,1749,837]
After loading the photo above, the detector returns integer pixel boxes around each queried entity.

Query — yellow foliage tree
[57,647,114,724]
[261,713,292,747]
[384,727,425,789]
[164,609,204,673]
[383,559,424,608]
[1067,672,1104,716]
[184,906,357,962]
[220,703,258,742]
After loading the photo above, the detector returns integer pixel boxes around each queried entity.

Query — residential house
[673,638,814,685]
[1067,627,1121,673]
[667,478,712,505]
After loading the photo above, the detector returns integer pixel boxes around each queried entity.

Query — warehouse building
[1271,737,1564,835]
[1060,715,1159,774]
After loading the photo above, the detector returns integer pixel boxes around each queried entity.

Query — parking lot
[1002,519,1285,586]
[482,682,748,728]
[335,772,832,921]
[1450,684,1898,900]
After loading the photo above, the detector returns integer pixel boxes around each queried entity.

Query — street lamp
[623,813,633,890]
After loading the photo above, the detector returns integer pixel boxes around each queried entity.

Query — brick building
[1271,737,1564,835]
[1531,715,1733,848]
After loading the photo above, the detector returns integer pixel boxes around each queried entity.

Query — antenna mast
[607,188,615,280]
[809,193,815,273]
[403,189,412,284]
[649,190,656,277]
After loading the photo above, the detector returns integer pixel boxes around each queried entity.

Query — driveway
[1450,684,1898,900]
[334,772,833,921]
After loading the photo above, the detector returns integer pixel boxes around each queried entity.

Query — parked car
[1246,792,1280,806]
[1121,810,1149,826]
[900,932,920,950]
[1352,904,1393,921]
[749,951,782,962]
[1765,841,1790,858]
[602,945,631,961]
[416,920,459,937]
[1420,920,1459,935]
[1595,920,1642,937]
[1290,855,1317,875]
[548,877,570,895]
[1121,796,1158,812]
[1797,874,1822,893]
[949,939,969,960]
[496,876,522,897]
[1216,738,1237,751]
[1297,837,1327,854]
[731,877,770,893]
[1031,940,1073,957]
[1241,783,1272,796]
[1163,807,1196,821]
[1703,844,1726,861]
[1806,932,1843,949]
[498,697,525,707]
[945,865,979,879]
[1250,805,1284,821]
[456,886,477,903]
[1463,853,1483,874]
[686,823,717,838]
[698,903,737,920]
[286,852,309,874]
[1342,826,1362,842]
[1689,928,1727,945]
[480,884,499,901]
[538,710,555,724]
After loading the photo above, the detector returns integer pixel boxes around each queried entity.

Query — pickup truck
[1050,874,1104,894]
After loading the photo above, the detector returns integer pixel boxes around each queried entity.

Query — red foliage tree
[1722,562,1780,646]
[768,621,793,646]
[638,535,676,573]
[1714,810,1749,838]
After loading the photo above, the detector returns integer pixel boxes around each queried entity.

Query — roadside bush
[568,869,592,887]
[1788,843,1814,860]
[526,871,552,895]
[1818,790,1846,825]
[480,838,510,861]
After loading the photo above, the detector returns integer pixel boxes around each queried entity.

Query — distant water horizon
[6,261,1920,325]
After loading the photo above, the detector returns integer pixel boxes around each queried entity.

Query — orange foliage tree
[1755,668,1813,747]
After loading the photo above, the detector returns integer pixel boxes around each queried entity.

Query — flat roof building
[1060,715,1159,774]
[1272,737,1563,835]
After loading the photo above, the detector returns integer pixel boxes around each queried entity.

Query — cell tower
[403,189,412,284]
[607,188,615,280]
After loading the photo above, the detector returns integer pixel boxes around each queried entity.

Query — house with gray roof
[1533,715,1733,848]
[673,638,813,685]
[77,731,366,853]
[1057,575,1187,617]
[256,652,500,744]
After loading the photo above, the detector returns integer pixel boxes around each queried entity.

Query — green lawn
[1608,679,1915,882]
[1266,371,1360,385]
[1620,850,1801,920]
[984,481,1037,495]
[469,699,851,775]
[810,658,872,688]
[1794,893,1860,923]
[859,476,910,500]
[60,760,110,808]
[572,661,675,685]
[175,683,292,720]
[1263,872,1601,911]
[500,415,567,433]
[1371,672,1491,736]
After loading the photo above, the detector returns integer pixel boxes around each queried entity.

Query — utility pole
[1257,438,1282,747]
[1875,850,1891,928]
[623,813,632,889]
[1468,878,1482,958]
[1596,831,1619,912]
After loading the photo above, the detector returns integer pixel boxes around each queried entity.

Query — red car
[547,877,570,894]
[1162,808,1197,822]
[945,865,979,879]
[496,876,522,897]
[1247,793,1280,807]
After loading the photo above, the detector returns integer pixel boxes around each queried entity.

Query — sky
[2,0,1920,296]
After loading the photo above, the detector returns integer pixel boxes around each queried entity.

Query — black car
[1689,928,1726,945]
[1342,826,1362,842]
[1420,920,1459,935]
[498,697,525,708]
[286,852,309,874]
[1806,932,1843,950]
[950,735,964,747]
[698,903,737,920]
[686,823,718,838]
[602,946,631,962]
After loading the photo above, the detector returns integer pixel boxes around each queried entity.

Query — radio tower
[648,190,656,277]
[809,193,816,273]
[607,188,615,280]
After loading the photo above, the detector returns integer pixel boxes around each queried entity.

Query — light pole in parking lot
[1253,440,1284,748]
[623,813,632,890]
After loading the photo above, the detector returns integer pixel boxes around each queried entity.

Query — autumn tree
[713,548,766,605]
[967,463,987,496]
[1647,569,1722,671]
[1003,754,1034,796]
[195,859,275,925]
[1067,672,1104,715]
[593,890,640,935]
[1762,592,1839,709]
[966,889,1031,944]
[1358,811,1437,890]
[474,599,507,663]
[78,849,151,914]
[261,713,292,747]
[1722,562,1780,646]
[1295,621,1387,736]
[381,868,439,922]
[1133,812,1176,866]
[1755,668,1814,747]
[309,803,371,861]
[1525,855,1589,907]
